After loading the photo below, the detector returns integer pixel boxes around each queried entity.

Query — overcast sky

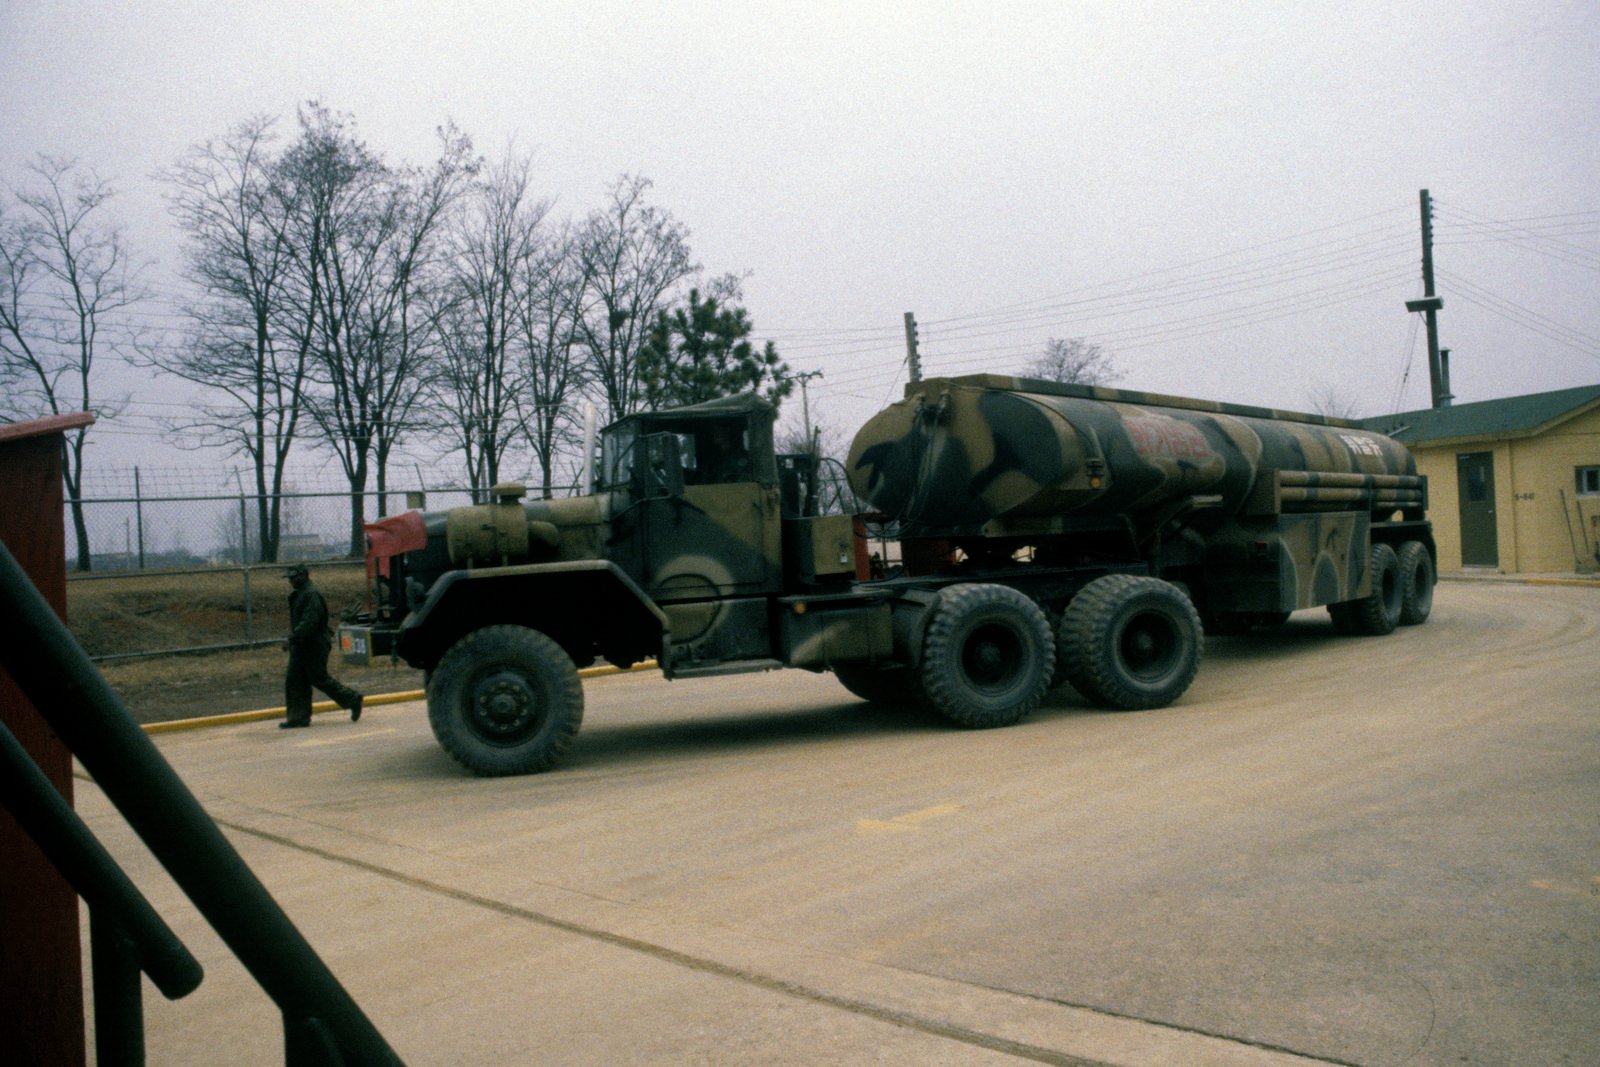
[3,1,1598,490]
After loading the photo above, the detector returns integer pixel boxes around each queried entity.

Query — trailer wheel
[1397,541,1434,626]
[919,584,1054,728]
[833,663,926,707]
[1327,543,1402,636]
[1042,603,1072,688]
[1059,575,1203,711]
[428,625,584,776]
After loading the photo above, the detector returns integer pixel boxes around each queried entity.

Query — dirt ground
[97,646,426,724]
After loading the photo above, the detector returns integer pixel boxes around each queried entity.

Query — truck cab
[342,392,884,775]
[597,392,867,675]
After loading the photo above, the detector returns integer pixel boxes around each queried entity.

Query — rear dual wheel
[919,584,1054,728]
[1328,543,1403,635]
[1396,540,1435,626]
[1058,575,1203,711]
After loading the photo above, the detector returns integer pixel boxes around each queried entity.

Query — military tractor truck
[340,375,1434,776]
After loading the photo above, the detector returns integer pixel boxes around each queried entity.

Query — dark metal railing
[0,721,202,1065]
[0,539,403,1066]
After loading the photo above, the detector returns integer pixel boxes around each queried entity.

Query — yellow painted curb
[139,660,658,735]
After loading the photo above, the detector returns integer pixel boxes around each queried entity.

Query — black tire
[428,625,584,776]
[833,663,926,707]
[1043,603,1072,688]
[1326,543,1401,636]
[1059,575,1203,711]
[918,583,1054,728]
[1397,540,1435,626]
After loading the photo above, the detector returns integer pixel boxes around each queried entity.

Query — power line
[1433,199,1600,272]
[918,207,1415,327]
[1438,268,1600,360]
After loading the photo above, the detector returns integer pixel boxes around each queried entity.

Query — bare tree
[776,419,846,463]
[283,105,475,552]
[1025,337,1122,386]
[280,105,389,553]
[0,157,143,570]
[433,148,550,495]
[1305,382,1362,420]
[157,116,314,563]
[364,124,476,515]
[516,221,587,498]
[574,174,697,422]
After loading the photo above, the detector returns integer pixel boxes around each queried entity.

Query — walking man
[280,564,363,729]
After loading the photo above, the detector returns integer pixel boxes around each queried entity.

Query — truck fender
[397,559,670,669]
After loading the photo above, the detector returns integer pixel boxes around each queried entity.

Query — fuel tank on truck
[846,374,1419,532]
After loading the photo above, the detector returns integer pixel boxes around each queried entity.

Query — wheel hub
[471,670,542,739]
[1121,614,1177,676]
[964,624,1022,689]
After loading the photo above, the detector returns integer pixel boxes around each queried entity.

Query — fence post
[134,467,146,571]
[238,495,254,644]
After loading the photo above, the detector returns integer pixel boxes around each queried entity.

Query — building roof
[0,412,95,445]
[1361,384,1600,445]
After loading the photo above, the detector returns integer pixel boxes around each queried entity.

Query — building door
[1456,451,1498,567]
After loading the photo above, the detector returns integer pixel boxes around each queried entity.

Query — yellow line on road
[857,803,962,835]
[299,728,402,747]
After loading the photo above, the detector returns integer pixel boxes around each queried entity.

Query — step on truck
[341,375,1435,775]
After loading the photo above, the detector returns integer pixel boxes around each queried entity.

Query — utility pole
[1405,189,1450,409]
[903,312,922,383]
[793,369,824,451]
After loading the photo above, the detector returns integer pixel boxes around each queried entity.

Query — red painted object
[0,411,94,1067]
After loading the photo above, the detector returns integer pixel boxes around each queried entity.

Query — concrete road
[80,581,1598,1065]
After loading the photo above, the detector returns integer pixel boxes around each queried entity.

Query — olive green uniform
[284,577,361,726]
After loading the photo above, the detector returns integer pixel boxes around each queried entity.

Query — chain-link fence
[67,487,480,572]
[65,487,478,661]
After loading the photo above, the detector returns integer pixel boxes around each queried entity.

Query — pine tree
[637,288,791,410]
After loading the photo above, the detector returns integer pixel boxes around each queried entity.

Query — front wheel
[919,584,1054,728]
[428,625,584,776]
[1059,575,1203,711]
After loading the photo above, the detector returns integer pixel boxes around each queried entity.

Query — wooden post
[1,411,95,1067]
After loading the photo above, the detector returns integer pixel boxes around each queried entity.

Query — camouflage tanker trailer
[340,376,1435,776]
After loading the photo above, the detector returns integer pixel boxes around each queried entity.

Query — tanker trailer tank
[846,374,1424,537]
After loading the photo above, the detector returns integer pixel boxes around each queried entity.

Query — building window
[1578,466,1600,496]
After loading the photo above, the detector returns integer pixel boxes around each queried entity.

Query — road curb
[1439,573,1600,589]
[140,660,658,735]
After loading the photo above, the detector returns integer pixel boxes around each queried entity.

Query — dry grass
[69,564,373,657]
[68,564,424,724]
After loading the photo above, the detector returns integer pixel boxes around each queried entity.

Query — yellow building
[1365,384,1600,575]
